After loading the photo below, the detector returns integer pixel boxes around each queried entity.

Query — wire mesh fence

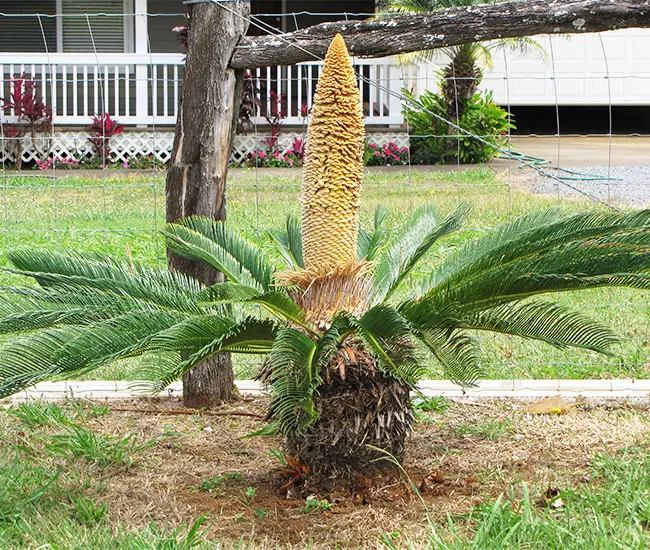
[1,7,650,382]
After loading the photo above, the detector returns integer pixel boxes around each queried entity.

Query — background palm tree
[383,0,545,122]
[1,35,650,488]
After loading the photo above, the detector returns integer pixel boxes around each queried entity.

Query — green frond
[146,315,238,352]
[419,209,650,308]
[461,301,620,354]
[252,292,310,331]
[197,283,309,330]
[416,326,482,386]
[487,36,548,62]
[314,314,353,371]
[357,205,390,261]
[164,216,274,291]
[6,248,202,314]
[0,281,201,336]
[267,213,304,269]
[137,318,280,393]
[351,305,425,384]
[264,328,319,435]
[0,311,187,398]
[197,282,262,304]
[373,203,468,302]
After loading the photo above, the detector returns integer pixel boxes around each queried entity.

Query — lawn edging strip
[3,379,650,402]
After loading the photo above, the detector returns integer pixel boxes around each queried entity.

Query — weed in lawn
[46,425,159,469]
[253,508,267,520]
[196,472,243,496]
[198,476,225,494]
[7,402,73,427]
[0,455,62,522]
[455,418,514,441]
[414,397,452,414]
[300,497,333,514]
[267,448,288,466]
[380,443,650,549]
[69,494,109,524]
[240,487,257,506]
[68,400,111,419]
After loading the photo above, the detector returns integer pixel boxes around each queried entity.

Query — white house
[1,0,649,165]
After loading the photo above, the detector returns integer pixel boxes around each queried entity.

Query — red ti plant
[1,74,52,169]
[263,90,287,153]
[87,113,125,163]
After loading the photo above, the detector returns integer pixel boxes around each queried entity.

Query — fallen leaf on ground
[526,395,575,415]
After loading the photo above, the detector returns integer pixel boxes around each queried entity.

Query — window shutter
[62,0,126,53]
[0,1,57,52]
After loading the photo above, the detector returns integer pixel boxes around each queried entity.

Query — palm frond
[314,315,351,371]
[6,248,202,313]
[351,305,425,384]
[198,283,309,330]
[0,311,187,398]
[197,282,262,304]
[267,213,304,269]
[416,325,482,386]
[373,203,468,302]
[358,205,390,261]
[264,327,319,435]
[137,318,280,393]
[0,280,201,336]
[146,315,238,352]
[486,36,548,62]
[420,209,650,305]
[164,216,273,291]
[461,301,620,354]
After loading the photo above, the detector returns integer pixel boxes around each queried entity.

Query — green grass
[1,167,648,380]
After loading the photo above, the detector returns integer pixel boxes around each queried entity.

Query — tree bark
[231,0,650,69]
[165,1,250,408]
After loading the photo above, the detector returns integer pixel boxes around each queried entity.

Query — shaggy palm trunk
[441,44,482,160]
[285,345,415,483]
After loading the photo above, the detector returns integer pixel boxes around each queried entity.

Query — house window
[147,0,186,53]
[0,1,57,52]
[60,0,132,53]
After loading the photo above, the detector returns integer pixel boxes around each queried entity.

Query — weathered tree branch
[231,0,650,69]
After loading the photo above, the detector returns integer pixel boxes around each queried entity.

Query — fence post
[388,62,403,128]
[134,0,149,127]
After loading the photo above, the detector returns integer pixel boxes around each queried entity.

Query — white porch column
[135,0,149,126]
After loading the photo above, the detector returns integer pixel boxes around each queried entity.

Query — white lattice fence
[1,130,407,166]
[0,131,177,165]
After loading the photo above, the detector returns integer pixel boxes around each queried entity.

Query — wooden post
[165,1,250,408]
[134,0,149,128]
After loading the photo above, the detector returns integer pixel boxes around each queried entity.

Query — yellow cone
[301,34,365,273]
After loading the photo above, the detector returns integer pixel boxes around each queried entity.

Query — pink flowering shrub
[364,141,409,166]
[35,156,80,171]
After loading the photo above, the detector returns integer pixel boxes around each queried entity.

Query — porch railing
[1,53,184,126]
[1,54,407,128]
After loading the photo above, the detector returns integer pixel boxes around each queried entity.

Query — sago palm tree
[1,35,650,484]
[383,0,545,121]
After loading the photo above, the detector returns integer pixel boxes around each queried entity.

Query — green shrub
[403,88,514,165]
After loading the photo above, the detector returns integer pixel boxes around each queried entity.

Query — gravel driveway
[526,165,650,207]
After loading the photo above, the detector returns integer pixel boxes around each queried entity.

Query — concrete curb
[3,379,650,402]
